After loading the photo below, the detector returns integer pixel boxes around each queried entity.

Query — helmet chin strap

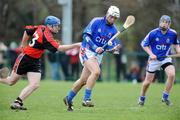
[47,25,58,34]
[106,20,113,25]
[159,27,168,34]
[160,27,167,31]
[105,16,114,25]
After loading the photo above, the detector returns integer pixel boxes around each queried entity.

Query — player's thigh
[164,65,175,77]
[84,58,100,73]
[84,58,101,73]
[144,72,155,82]
[80,66,91,79]
[27,72,41,85]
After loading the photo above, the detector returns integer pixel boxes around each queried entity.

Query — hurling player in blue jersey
[138,15,180,106]
[63,6,121,111]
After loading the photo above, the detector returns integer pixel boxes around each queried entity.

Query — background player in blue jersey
[63,6,121,111]
[138,15,180,106]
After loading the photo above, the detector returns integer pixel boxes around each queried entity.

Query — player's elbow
[57,45,65,52]
[177,50,180,54]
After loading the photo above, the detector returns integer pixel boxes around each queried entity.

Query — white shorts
[146,58,172,72]
[79,47,103,65]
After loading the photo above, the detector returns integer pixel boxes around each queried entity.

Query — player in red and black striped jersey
[0,16,81,110]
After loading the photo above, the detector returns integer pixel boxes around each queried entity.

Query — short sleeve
[43,29,59,53]
[25,26,38,36]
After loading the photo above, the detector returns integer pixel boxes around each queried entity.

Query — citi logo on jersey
[156,45,167,50]
[95,36,107,44]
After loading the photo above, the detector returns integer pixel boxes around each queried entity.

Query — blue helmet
[44,16,61,26]
[159,15,171,25]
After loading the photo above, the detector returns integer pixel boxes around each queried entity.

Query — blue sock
[162,92,169,100]
[84,89,92,101]
[139,96,146,102]
[67,90,76,102]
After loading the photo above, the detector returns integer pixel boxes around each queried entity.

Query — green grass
[0,80,180,120]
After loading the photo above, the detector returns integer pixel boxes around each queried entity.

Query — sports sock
[16,97,22,102]
[67,90,76,102]
[139,96,146,102]
[162,92,169,100]
[84,88,92,101]
[14,97,23,106]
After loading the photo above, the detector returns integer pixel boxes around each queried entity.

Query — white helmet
[107,6,120,18]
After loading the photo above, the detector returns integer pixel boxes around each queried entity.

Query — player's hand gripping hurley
[95,15,135,55]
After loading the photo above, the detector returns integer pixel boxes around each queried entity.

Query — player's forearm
[175,45,180,54]
[21,31,29,48]
[57,42,81,52]
[83,34,98,50]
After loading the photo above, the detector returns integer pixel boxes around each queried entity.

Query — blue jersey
[82,16,119,52]
[141,28,180,61]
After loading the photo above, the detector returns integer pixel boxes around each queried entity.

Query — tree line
[0,0,179,51]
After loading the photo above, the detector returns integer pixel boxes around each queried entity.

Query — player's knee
[92,70,101,77]
[78,78,86,84]
[143,80,151,86]
[9,79,18,86]
[167,72,175,79]
[9,81,16,86]
[7,77,19,86]
[31,83,40,89]
[81,81,86,86]
[78,80,86,85]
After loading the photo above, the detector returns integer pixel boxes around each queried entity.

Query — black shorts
[13,53,41,75]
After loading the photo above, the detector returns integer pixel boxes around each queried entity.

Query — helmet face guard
[159,15,171,31]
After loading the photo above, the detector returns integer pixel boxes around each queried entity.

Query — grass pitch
[0,80,180,120]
